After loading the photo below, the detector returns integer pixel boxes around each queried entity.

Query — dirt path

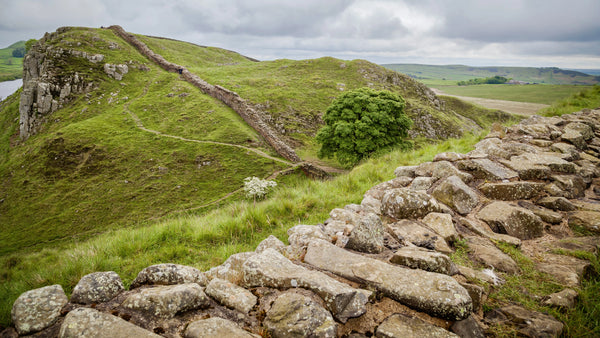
[431,88,549,116]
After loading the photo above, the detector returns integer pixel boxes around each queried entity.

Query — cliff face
[18,29,103,140]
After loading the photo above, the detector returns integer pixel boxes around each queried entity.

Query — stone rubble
[6,109,600,336]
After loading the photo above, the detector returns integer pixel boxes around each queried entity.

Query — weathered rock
[381,188,441,219]
[478,181,545,200]
[389,220,453,253]
[422,212,458,242]
[346,213,385,253]
[459,217,522,247]
[431,161,473,183]
[543,288,578,309]
[243,248,369,322]
[184,317,259,338]
[414,161,437,177]
[71,271,124,304]
[103,63,129,80]
[532,253,592,287]
[478,201,544,240]
[11,284,68,335]
[130,263,208,289]
[432,175,479,215]
[206,252,256,284]
[287,224,329,249]
[394,165,418,178]
[205,278,257,314]
[550,174,587,198]
[390,246,457,275]
[375,314,458,338]
[569,211,600,234]
[409,176,437,191]
[433,152,468,162]
[465,236,519,274]
[59,307,160,338]
[455,158,518,181]
[565,121,594,140]
[450,315,485,338]
[550,142,580,161]
[121,283,209,318]
[517,201,563,224]
[456,265,502,285]
[255,235,286,254]
[536,196,576,211]
[513,123,562,140]
[508,153,576,174]
[365,177,413,199]
[485,305,563,337]
[263,292,337,338]
[458,283,485,315]
[305,240,472,320]
[361,195,382,215]
[561,128,587,149]
[499,156,552,180]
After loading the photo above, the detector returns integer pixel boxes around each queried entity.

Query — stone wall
[4,110,600,337]
[108,25,301,163]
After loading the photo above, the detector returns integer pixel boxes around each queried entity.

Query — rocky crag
[4,108,600,337]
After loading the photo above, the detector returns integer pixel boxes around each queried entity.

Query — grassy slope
[382,64,600,86]
[0,41,25,81]
[0,27,287,256]
[435,84,591,105]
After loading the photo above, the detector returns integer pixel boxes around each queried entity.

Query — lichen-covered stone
[568,211,600,234]
[458,217,521,247]
[121,283,209,318]
[431,175,479,215]
[365,177,413,199]
[485,305,563,337]
[465,236,519,274]
[478,181,545,200]
[70,271,124,304]
[450,315,485,338]
[305,240,472,320]
[543,288,578,308]
[550,175,586,198]
[390,246,457,275]
[130,263,208,289]
[409,176,437,191]
[59,307,160,338]
[478,201,544,240]
[255,235,286,254]
[184,317,259,338]
[11,284,68,335]
[536,196,576,211]
[381,188,441,219]
[507,153,576,174]
[205,278,257,314]
[422,212,458,242]
[455,158,518,181]
[517,201,563,224]
[346,213,385,253]
[389,220,452,253]
[243,248,369,322]
[375,313,458,338]
[287,224,329,249]
[263,292,337,338]
[394,165,418,178]
[430,160,473,183]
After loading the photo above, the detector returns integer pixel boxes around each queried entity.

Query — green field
[435,84,591,104]
[0,41,25,81]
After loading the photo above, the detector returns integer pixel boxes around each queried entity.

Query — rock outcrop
[6,109,600,337]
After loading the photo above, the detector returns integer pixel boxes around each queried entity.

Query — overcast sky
[1,0,599,68]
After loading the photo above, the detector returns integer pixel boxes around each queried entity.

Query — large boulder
[59,307,160,338]
[205,278,257,314]
[130,263,208,289]
[70,271,124,304]
[346,213,385,253]
[11,284,68,335]
[263,292,337,338]
[206,252,256,284]
[184,317,259,338]
[477,201,544,239]
[305,240,472,320]
[381,188,441,219]
[431,175,479,215]
[121,283,209,318]
[376,314,458,338]
[242,248,369,323]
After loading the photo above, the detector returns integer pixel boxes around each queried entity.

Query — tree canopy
[316,87,412,167]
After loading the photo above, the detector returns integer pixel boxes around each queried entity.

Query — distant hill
[382,64,600,85]
[0,41,25,81]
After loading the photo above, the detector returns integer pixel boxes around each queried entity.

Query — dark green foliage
[11,47,25,58]
[25,39,37,52]
[316,88,412,167]
[457,76,508,86]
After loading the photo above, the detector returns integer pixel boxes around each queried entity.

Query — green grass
[0,41,25,81]
[432,84,592,105]
[541,85,600,116]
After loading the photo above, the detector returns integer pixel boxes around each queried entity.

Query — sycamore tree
[243,176,277,206]
[316,87,413,167]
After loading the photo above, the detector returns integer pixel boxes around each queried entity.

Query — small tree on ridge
[316,87,413,167]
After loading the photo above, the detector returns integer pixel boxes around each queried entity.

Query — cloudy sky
[1,0,599,68]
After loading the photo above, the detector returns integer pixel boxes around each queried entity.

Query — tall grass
[541,84,600,116]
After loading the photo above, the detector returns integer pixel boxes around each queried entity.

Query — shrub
[316,87,412,167]
[243,177,277,205]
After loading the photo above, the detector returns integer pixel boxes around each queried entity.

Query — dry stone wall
[108,25,301,163]
[5,110,600,337]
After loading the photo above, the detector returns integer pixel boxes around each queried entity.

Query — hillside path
[431,88,549,116]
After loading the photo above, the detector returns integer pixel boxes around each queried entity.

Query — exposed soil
[431,88,550,116]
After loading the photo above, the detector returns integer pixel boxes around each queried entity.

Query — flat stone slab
[381,188,441,220]
[390,246,457,275]
[205,278,257,314]
[459,217,521,247]
[376,313,458,338]
[509,153,576,174]
[242,248,369,323]
[477,201,544,240]
[500,157,551,180]
[131,263,208,289]
[455,158,518,181]
[121,283,209,318]
[464,236,519,274]
[422,212,458,242]
[71,271,124,304]
[184,317,259,338]
[12,284,67,335]
[59,307,160,338]
[478,181,545,200]
[568,211,600,234]
[305,240,472,320]
[389,220,452,253]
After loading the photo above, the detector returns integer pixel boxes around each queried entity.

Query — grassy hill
[0,41,25,81]
[382,63,600,86]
